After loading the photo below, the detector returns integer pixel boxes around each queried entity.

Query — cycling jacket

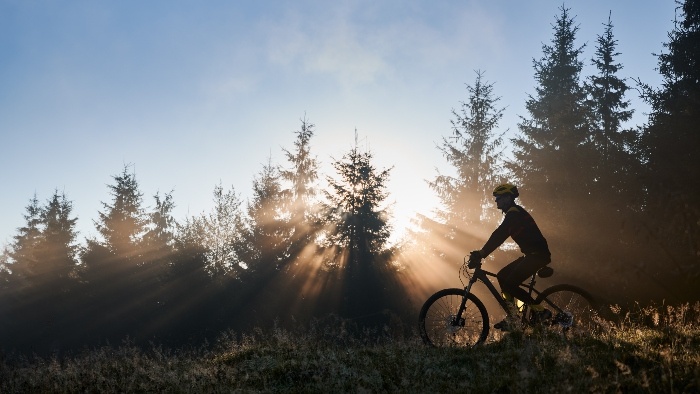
[481,204,550,257]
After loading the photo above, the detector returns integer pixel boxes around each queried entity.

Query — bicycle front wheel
[536,284,599,335]
[418,288,489,347]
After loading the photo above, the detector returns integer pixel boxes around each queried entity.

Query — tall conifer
[280,117,321,261]
[36,190,79,290]
[9,194,43,286]
[93,165,147,261]
[325,133,392,267]
[430,71,505,241]
[638,0,700,279]
[585,13,639,204]
[509,5,591,228]
[244,158,286,269]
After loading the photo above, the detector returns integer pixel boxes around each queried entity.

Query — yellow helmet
[493,183,519,198]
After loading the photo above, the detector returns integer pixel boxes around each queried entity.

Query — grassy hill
[1,303,698,393]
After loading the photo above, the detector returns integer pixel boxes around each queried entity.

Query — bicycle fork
[452,274,480,327]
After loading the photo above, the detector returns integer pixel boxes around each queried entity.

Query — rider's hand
[468,250,482,268]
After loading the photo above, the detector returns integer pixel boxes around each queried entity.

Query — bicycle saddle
[537,266,554,278]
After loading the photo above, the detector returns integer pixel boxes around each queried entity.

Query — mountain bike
[418,254,599,347]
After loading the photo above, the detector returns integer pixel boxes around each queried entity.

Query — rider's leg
[498,255,553,325]
[494,264,520,331]
[494,290,523,331]
[497,255,550,305]
[500,292,518,315]
[501,291,514,304]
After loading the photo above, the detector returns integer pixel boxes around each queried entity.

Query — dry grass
[1,304,699,393]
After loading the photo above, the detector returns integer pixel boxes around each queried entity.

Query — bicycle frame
[457,263,544,322]
[419,258,597,348]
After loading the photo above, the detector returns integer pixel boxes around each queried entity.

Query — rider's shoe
[494,319,513,332]
[529,309,552,325]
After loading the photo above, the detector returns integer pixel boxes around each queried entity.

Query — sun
[383,163,441,245]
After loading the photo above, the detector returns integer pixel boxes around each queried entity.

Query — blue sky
[0,1,676,246]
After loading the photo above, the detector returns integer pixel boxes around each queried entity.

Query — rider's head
[493,183,518,211]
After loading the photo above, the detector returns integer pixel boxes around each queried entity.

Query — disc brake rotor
[445,315,463,334]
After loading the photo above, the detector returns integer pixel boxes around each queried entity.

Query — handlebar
[465,252,482,269]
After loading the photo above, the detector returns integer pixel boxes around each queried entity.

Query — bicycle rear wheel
[418,288,489,347]
[535,284,599,335]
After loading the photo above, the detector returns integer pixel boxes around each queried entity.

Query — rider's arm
[479,211,516,258]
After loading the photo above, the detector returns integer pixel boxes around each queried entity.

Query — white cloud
[305,23,389,84]
[262,8,389,87]
[259,2,506,89]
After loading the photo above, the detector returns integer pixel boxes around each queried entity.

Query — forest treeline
[1,3,698,355]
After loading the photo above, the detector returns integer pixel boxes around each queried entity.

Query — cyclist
[471,183,552,330]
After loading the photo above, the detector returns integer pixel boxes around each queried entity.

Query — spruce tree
[324,133,393,267]
[143,191,176,254]
[280,117,321,262]
[509,5,591,233]
[80,166,149,342]
[36,190,79,290]
[585,13,639,204]
[638,0,700,281]
[324,133,394,322]
[2,192,80,351]
[93,165,147,262]
[243,157,287,271]
[9,194,43,286]
[141,191,177,294]
[430,71,506,242]
[587,14,634,162]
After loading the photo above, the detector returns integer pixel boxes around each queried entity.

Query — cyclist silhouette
[471,183,552,330]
